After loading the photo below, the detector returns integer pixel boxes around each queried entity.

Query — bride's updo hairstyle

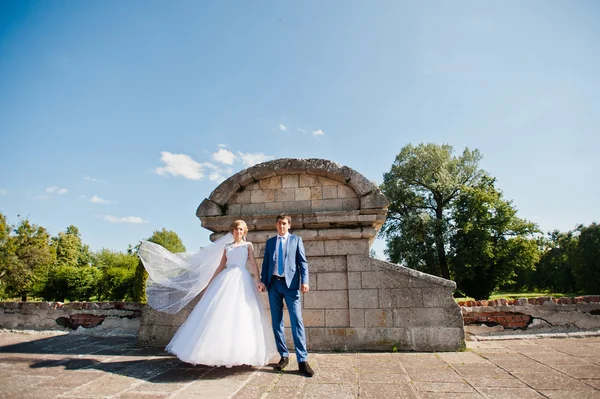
[230,220,249,240]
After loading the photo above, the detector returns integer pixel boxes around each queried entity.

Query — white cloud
[298,128,307,133]
[238,152,274,167]
[212,148,236,165]
[279,123,288,132]
[103,215,146,224]
[30,194,51,200]
[46,186,68,194]
[0,189,7,196]
[154,151,205,180]
[91,195,114,204]
[312,129,325,137]
[217,143,228,148]
[209,172,226,182]
[84,176,100,182]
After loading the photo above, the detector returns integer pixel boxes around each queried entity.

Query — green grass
[454,290,582,302]
[0,296,101,303]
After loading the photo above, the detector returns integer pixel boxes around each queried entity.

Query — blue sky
[1,1,598,256]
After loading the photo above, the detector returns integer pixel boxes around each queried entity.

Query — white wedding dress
[164,242,277,367]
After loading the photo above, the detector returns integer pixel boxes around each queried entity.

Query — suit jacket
[261,233,309,290]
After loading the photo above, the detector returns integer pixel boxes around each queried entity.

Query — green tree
[450,177,539,299]
[41,264,101,302]
[0,213,10,245]
[131,228,186,302]
[572,223,600,295]
[0,213,13,299]
[384,213,440,275]
[35,225,96,301]
[52,225,92,268]
[533,230,578,293]
[94,249,138,301]
[381,143,484,279]
[0,217,54,301]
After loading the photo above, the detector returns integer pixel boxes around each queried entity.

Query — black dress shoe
[298,361,314,377]
[274,356,289,371]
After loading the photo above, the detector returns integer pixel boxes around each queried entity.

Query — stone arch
[196,158,389,241]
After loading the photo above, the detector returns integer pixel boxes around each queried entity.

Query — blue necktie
[278,237,284,276]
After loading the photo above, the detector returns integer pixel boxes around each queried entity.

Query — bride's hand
[257,282,266,292]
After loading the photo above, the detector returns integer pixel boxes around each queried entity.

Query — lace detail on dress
[224,241,251,251]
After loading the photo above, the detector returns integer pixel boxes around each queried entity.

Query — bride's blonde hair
[230,220,248,240]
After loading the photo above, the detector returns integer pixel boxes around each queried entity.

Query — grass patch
[454,290,582,302]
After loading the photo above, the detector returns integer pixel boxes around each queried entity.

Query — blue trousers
[267,279,308,362]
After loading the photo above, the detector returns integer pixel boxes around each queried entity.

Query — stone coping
[202,210,388,234]
[5,296,596,312]
[210,226,379,242]
[371,258,457,290]
[0,301,142,311]
[458,295,600,308]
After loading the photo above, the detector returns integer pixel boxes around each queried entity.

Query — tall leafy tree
[0,217,54,301]
[533,230,578,293]
[450,176,539,299]
[0,213,13,299]
[381,143,483,279]
[131,228,186,302]
[572,223,600,295]
[0,213,10,246]
[52,225,92,268]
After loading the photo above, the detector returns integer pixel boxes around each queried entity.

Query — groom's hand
[257,282,266,292]
[301,284,309,293]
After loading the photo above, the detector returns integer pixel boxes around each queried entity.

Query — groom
[260,213,314,377]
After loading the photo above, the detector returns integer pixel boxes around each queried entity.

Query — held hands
[255,282,308,292]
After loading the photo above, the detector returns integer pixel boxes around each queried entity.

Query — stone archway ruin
[139,158,464,351]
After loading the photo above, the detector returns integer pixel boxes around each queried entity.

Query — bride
[138,220,277,367]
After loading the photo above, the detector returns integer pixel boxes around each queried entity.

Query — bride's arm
[207,250,227,286]
[247,243,265,291]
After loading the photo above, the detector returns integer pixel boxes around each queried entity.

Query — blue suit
[261,234,309,362]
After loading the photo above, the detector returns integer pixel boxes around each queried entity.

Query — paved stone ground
[1,332,599,399]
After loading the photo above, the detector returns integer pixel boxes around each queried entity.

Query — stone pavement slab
[0,331,599,398]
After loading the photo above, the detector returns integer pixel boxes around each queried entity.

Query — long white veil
[138,233,233,314]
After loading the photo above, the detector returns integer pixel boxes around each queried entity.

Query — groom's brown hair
[276,213,292,224]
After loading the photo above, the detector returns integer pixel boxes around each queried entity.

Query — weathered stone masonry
[138,158,465,351]
[2,297,598,340]
[460,296,600,339]
[0,302,141,335]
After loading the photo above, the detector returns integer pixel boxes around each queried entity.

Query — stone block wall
[0,302,141,336]
[459,296,600,339]
[4,297,599,343]
[138,158,465,351]
[285,252,463,352]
